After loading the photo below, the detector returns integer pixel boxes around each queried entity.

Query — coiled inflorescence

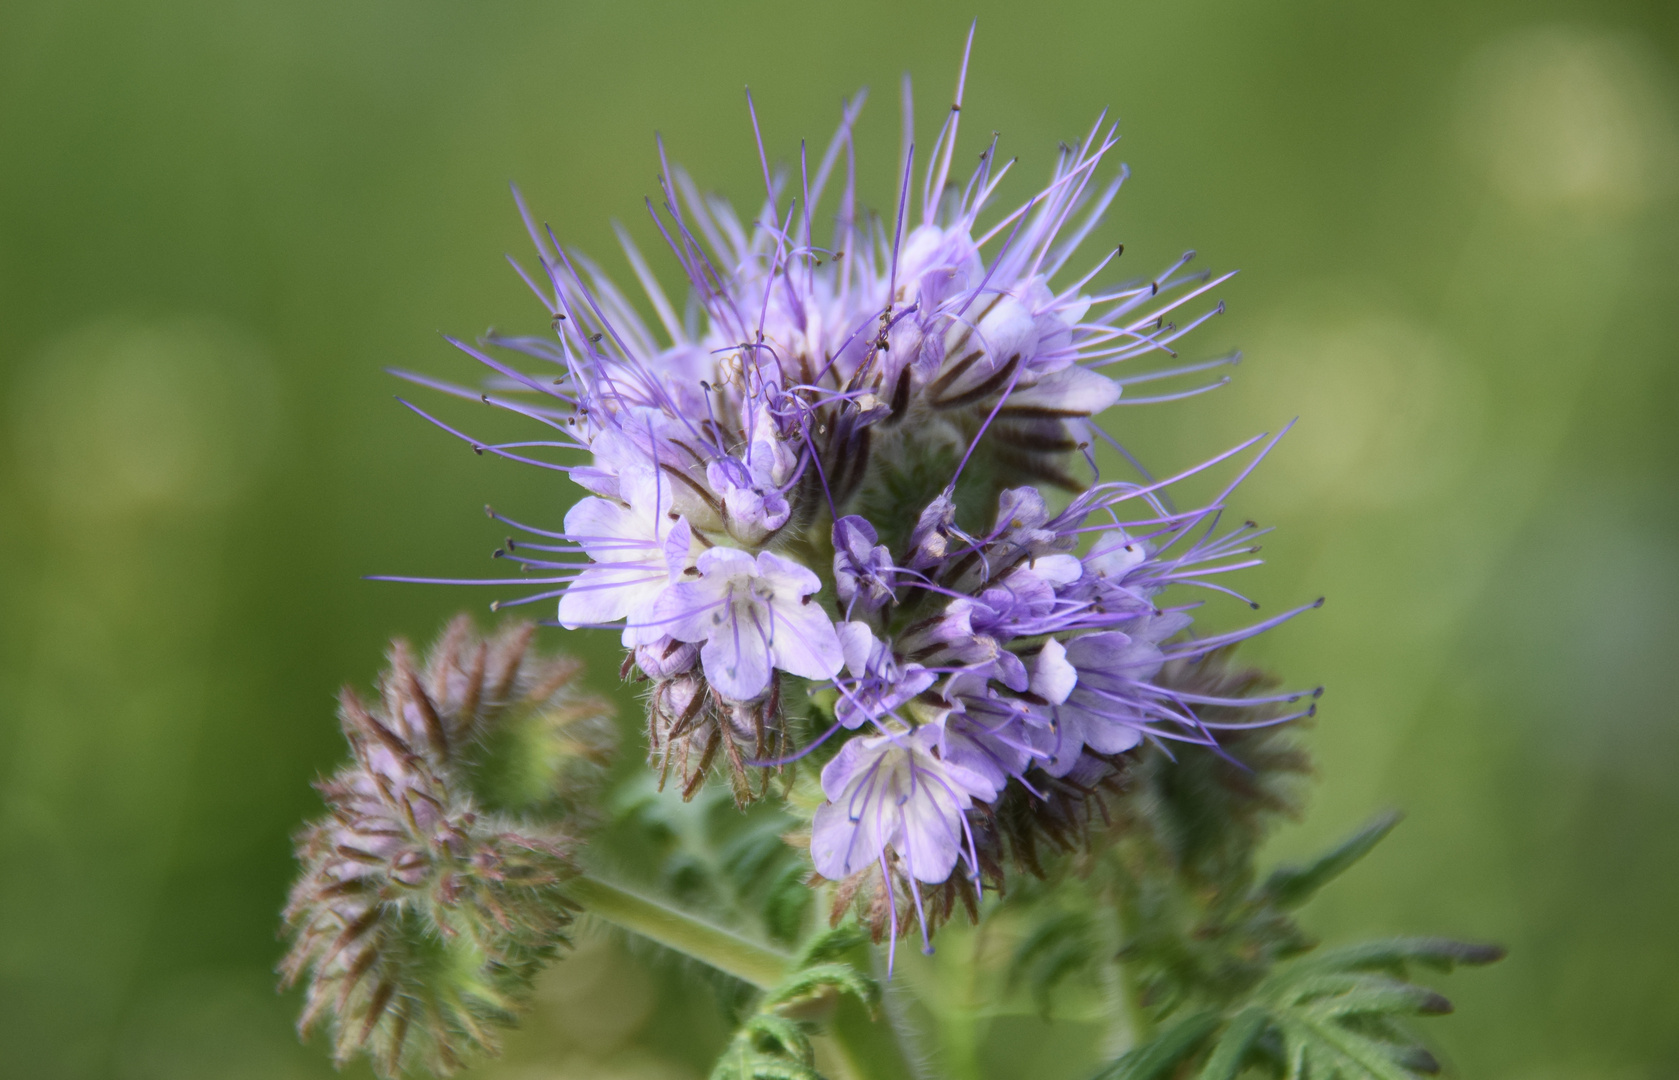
[280,618,614,1077]
[390,38,1318,955]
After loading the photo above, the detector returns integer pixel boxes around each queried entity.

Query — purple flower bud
[834,622,936,728]
[833,516,898,615]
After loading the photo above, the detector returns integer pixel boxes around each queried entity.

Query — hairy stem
[823,994,922,1080]
[574,874,924,1078]
[570,873,791,989]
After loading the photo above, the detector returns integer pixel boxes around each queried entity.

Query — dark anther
[590,332,603,343]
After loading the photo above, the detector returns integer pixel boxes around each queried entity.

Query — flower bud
[280,617,614,1077]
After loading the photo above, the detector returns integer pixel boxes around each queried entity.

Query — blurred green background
[3,0,1677,1077]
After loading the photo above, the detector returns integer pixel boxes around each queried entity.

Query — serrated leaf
[1092,1010,1222,1080]
[1010,907,1100,1008]
[765,962,879,1015]
[794,923,870,967]
[1279,1014,1417,1080]
[710,1013,824,1080]
[745,1013,817,1065]
[1284,975,1451,1020]
[1198,1007,1268,1080]
[1262,813,1401,911]
[1293,937,1505,979]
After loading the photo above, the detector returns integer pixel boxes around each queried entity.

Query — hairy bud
[280,617,614,1077]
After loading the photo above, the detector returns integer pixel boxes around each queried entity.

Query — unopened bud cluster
[280,618,614,1077]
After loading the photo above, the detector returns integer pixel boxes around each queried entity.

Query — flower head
[397,38,1315,945]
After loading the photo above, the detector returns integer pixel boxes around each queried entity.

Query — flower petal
[699,600,773,700]
[1030,638,1078,704]
[768,596,844,681]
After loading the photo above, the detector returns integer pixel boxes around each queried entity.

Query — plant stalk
[574,874,923,1079]
[570,872,791,989]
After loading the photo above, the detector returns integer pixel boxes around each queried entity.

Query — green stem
[573,875,921,1079]
[570,872,791,989]
[824,991,921,1080]
[1111,888,1151,1050]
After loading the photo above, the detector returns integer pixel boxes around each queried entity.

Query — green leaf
[794,923,870,968]
[707,923,886,1080]
[1009,907,1101,1012]
[1197,1007,1268,1080]
[1261,813,1401,910]
[1293,937,1505,979]
[1281,973,1452,1019]
[1279,1014,1417,1080]
[765,962,880,1016]
[1092,1010,1222,1080]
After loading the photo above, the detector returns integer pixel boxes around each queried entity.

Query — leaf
[763,863,814,945]
[711,1012,824,1080]
[765,962,880,1016]
[1279,1014,1417,1080]
[793,923,869,968]
[1009,907,1101,1012]
[1091,1011,1222,1080]
[1281,974,1451,1019]
[709,925,881,1080]
[1089,930,1503,1080]
[1261,813,1401,911]
[1197,1007,1268,1080]
[1293,937,1506,979]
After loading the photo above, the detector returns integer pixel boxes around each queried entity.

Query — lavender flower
[556,468,694,645]
[655,547,844,700]
[393,35,1315,946]
[811,720,999,956]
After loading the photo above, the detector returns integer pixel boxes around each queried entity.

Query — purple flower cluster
[393,36,1316,950]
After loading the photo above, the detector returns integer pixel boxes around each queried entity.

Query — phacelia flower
[389,34,1318,951]
[655,546,845,700]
